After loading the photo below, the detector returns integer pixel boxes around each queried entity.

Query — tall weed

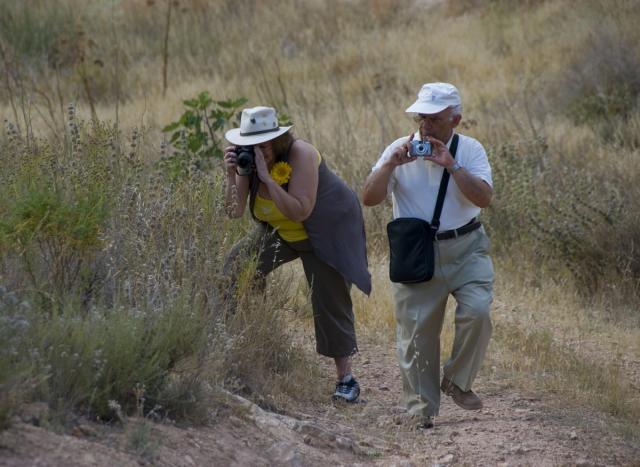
[0,100,318,425]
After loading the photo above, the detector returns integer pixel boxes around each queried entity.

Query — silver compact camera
[409,140,432,157]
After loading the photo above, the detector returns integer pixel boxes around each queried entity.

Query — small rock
[379,386,390,391]
[570,431,578,440]
[511,445,526,455]
[184,454,196,466]
[335,436,353,451]
[436,453,454,465]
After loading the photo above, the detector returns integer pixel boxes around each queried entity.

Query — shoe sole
[416,421,434,430]
[332,394,360,403]
[449,397,483,411]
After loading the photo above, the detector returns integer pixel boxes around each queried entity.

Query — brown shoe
[440,377,483,410]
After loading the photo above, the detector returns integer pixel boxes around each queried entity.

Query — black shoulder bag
[386,134,459,283]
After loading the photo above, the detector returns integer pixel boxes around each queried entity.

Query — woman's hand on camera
[223,146,238,176]
[253,145,272,184]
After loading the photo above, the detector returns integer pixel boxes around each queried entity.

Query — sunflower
[270,161,293,185]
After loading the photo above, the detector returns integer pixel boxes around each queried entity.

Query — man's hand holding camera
[386,133,417,168]
[387,133,456,171]
[421,136,456,171]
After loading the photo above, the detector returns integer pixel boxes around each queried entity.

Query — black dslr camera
[235,146,254,176]
[409,140,432,157]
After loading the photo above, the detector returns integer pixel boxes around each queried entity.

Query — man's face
[414,107,460,143]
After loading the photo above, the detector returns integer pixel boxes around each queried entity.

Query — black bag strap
[430,134,459,232]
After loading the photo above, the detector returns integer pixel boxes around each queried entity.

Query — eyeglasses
[413,114,447,124]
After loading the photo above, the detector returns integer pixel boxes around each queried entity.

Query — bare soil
[2,335,639,467]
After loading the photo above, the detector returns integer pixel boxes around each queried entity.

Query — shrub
[0,96,318,427]
[485,137,639,298]
[161,93,247,180]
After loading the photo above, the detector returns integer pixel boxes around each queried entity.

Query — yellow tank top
[254,195,308,242]
[253,151,322,243]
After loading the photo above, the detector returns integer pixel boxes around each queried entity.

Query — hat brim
[405,101,450,115]
[224,126,292,146]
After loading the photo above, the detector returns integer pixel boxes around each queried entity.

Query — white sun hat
[405,82,462,115]
[224,106,292,146]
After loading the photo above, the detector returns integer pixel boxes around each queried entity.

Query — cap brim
[405,101,450,115]
[224,126,292,146]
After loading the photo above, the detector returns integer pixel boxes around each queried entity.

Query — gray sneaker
[333,375,360,403]
[415,416,435,430]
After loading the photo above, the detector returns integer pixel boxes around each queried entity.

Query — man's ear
[451,114,462,128]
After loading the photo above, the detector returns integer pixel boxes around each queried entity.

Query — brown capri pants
[222,223,357,358]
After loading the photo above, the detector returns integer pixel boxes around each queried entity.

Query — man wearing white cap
[362,83,494,429]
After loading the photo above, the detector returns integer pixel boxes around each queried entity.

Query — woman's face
[256,141,275,167]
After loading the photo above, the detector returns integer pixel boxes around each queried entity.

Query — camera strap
[430,133,459,232]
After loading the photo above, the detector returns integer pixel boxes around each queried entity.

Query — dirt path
[2,333,639,466]
[312,339,640,466]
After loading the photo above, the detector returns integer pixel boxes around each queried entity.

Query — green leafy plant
[160,92,247,179]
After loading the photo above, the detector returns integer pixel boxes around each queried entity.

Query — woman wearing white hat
[222,106,371,403]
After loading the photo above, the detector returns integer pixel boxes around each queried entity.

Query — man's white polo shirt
[371,132,492,231]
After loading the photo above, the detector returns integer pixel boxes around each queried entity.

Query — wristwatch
[448,161,462,173]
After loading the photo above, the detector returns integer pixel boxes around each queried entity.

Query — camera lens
[235,146,254,175]
[237,153,251,168]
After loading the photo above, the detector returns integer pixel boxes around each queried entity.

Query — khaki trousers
[392,226,494,417]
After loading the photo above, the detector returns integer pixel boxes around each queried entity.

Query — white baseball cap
[225,106,292,146]
[405,82,462,115]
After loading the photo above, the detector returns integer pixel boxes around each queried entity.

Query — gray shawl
[250,149,371,295]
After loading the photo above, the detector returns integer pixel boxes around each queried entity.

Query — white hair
[449,104,463,118]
